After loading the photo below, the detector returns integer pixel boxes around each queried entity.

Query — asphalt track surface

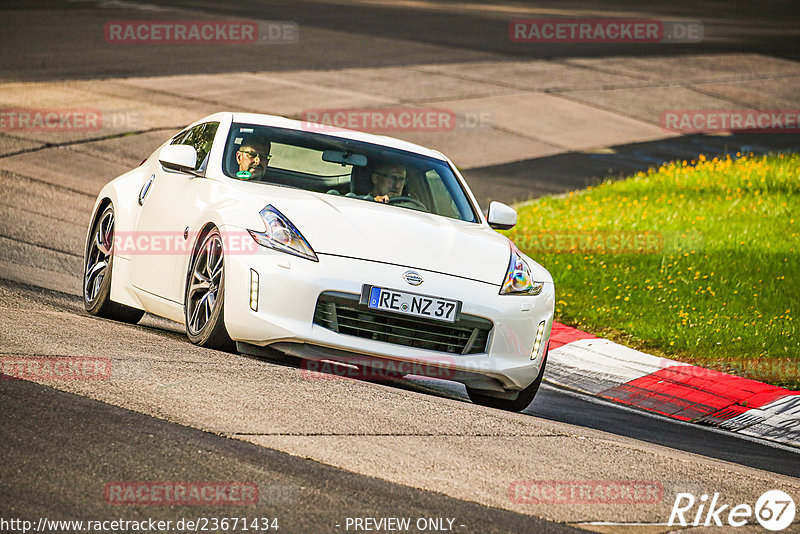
[402,373,800,479]
[1,0,799,532]
[0,377,580,533]
[2,280,799,480]
[2,0,799,81]
[3,0,800,204]
[0,279,798,533]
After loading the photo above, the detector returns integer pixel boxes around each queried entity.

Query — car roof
[210,112,448,161]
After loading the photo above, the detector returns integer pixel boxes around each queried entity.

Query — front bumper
[223,237,555,391]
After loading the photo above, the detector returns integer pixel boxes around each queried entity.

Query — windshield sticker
[236,170,252,180]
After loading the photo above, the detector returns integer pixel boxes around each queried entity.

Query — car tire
[84,203,145,323]
[185,227,234,350]
[467,350,548,412]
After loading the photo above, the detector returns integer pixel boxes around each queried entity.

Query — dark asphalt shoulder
[0,377,584,533]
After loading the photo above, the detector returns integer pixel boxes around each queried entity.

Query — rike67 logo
[669,490,796,531]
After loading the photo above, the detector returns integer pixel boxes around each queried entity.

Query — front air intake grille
[313,292,492,355]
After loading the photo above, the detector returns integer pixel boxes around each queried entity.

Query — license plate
[361,285,461,323]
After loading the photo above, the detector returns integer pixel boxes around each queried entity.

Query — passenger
[235,135,271,180]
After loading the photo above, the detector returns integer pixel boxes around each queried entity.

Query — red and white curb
[546,323,800,448]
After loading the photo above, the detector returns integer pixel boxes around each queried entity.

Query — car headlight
[248,205,318,262]
[500,243,544,295]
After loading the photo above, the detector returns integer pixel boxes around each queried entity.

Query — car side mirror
[487,201,517,230]
[158,145,199,175]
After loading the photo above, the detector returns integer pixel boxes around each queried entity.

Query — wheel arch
[85,188,145,312]
[83,197,145,323]
[85,197,113,253]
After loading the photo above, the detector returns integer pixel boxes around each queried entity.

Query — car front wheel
[467,351,548,412]
[185,228,234,350]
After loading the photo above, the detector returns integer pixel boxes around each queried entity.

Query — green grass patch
[506,153,799,389]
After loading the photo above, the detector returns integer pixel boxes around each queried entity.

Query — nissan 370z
[83,112,555,411]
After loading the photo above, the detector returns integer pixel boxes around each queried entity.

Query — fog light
[531,320,546,360]
[249,268,259,311]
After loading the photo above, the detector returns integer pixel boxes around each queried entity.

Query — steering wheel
[387,196,426,211]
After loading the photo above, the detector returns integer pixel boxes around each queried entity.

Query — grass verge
[506,153,798,389]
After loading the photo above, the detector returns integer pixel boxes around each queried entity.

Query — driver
[235,134,271,180]
[369,164,406,203]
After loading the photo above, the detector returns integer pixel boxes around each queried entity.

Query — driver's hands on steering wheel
[372,194,426,211]
[386,195,427,211]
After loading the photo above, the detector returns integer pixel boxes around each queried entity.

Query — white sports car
[84,112,554,411]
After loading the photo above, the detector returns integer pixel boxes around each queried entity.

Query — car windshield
[223,123,478,222]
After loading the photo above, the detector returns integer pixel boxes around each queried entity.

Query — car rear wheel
[185,228,234,350]
[84,203,145,323]
[467,351,548,412]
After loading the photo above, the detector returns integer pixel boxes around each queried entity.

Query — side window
[170,122,219,170]
[170,129,190,145]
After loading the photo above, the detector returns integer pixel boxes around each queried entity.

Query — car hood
[241,185,511,285]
